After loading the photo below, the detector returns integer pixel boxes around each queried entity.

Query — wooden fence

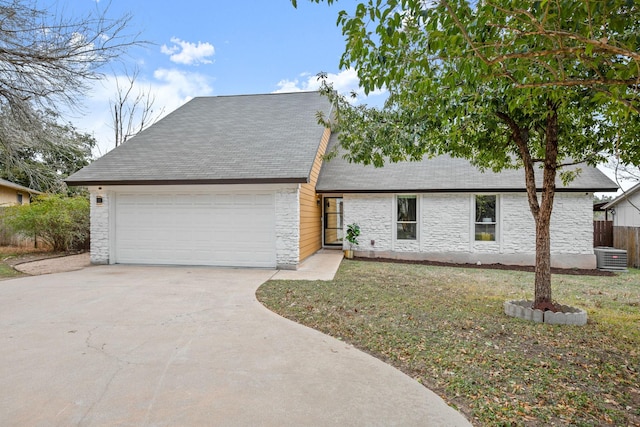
[613,226,640,268]
[593,221,613,247]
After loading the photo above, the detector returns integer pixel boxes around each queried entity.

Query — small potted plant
[344,223,360,259]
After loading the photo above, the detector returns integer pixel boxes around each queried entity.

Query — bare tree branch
[0,0,144,190]
[110,67,164,148]
[0,0,143,112]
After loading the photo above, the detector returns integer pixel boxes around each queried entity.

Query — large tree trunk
[533,102,559,309]
[496,102,559,310]
[534,204,553,307]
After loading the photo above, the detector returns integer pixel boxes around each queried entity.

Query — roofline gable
[65,91,330,185]
[603,182,640,209]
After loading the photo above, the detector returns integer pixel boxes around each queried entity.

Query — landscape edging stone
[503,300,587,326]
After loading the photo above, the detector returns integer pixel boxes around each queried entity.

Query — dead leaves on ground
[257,262,640,426]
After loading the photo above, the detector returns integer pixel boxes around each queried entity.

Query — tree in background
[0,107,95,193]
[110,67,164,148]
[606,158,640,185]
[297,0,640,309]
[4,194,90,252]
[0,0,141,190]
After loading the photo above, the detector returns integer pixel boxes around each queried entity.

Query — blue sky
[69,0,385,155]
[58,1,630,191]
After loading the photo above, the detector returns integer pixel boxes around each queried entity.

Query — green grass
[0,246,52,280]
[0,263,23,280]
[257,260,640,426]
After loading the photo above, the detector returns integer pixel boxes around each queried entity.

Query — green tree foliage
[297,0,640,308]
[0,0,140,192]
[4,194,90,252]
[0,107,96,193]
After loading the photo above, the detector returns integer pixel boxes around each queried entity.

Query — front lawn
[257,260,640,426]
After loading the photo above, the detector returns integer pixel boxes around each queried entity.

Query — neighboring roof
[0,178,42,194]
[603,182,640,209]
[317,134,618,193]
[593,201,610,211]
[66,92,331,186]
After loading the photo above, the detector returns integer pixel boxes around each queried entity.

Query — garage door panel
[114,192,276,267]
[254,193,274,204]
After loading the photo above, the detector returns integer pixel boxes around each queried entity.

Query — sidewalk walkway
[272,249,344,280]
[14,250,344,280]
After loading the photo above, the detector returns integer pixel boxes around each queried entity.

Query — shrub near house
[4,194,89,252]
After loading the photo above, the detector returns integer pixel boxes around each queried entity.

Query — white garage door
[114,191,276,267]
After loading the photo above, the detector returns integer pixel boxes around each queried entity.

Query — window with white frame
[396,195,417,240]
[475,195,497,241]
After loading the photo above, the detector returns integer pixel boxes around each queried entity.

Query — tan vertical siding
[299,128,330,261]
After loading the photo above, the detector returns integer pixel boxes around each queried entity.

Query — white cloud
[273,69,387,105]
[152,68,213,105]
[273,79,308,93]
[75,68,214,156]
[161,37,215,65]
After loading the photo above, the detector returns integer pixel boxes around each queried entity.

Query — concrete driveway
[0,265,470,426]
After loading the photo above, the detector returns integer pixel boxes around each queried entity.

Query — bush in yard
[4,194,90,252]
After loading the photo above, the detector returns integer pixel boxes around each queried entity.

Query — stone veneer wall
[343,194,393,252]
[422,194,472,252]
[501,192,594,255]
[344,192,595,268]
[274,186,300,269]
[89,190,110,264]
[550,193,595,255]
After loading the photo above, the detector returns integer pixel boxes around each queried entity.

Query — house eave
[316,187,618,194]
[65,177,308,187]
[0,179,43,195]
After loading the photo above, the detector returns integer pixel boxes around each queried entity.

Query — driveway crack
[78,363,124,425]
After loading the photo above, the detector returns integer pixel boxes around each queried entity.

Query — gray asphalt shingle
[316,134,617,192]
[66,92,331,185]
[67,91,617,193]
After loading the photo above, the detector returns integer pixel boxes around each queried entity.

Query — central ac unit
[594,247,628,271]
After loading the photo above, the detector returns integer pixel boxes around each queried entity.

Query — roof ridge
[191,91,321,101]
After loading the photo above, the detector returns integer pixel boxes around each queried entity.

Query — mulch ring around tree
[351,256,616,277]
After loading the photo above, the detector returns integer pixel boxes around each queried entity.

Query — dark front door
[323,197,343,246]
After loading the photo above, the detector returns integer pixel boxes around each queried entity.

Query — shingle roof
[316,134,618,193]
[0,178,42,194]
[66,92,331,186]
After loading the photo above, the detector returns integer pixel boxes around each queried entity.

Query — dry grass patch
[257,260,640,426]
[0,246,49,256]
